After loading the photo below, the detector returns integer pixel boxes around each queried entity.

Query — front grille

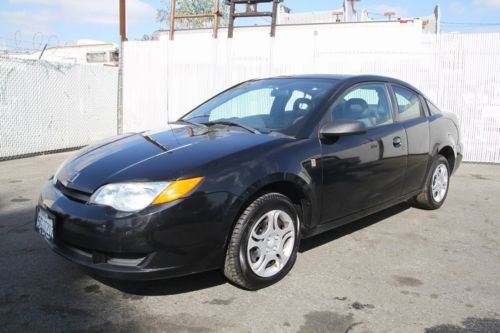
[55,181,91,203]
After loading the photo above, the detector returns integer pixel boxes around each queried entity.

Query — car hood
[56,124,279,194]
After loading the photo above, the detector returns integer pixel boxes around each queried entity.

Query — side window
[392,86,423,121]
[331,83,394,129]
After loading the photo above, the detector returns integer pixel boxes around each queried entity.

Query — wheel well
[236,181,310,233]
[256,181,305,207]
[223,181,310,253]
[439,146,455,172]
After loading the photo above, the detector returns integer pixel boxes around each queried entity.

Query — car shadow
[87,269,228,296]
[299,202,411,253]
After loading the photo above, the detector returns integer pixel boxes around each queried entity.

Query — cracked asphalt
[0,152,499,332]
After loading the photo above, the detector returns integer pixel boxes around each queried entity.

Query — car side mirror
[320,120,367,139]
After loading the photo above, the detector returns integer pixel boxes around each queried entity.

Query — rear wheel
[412,155,450,210]
[224,193,300,290]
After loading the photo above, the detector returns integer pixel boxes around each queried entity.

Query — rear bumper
[38,181,238,280]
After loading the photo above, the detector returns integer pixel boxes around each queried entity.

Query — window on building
[86,52,107,63]
[109,51,119,62]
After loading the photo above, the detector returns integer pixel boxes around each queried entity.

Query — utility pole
[120,0,127,42]
[118,0,127,135]
[169,0,175,40]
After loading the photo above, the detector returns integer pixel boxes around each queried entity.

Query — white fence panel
[433,34,500,163]
[122,27,500,163]
[0,57,118,159]
[122,41,168,132]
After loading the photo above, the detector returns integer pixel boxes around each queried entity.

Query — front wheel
[224,193,300,290]
[412,155,450,210]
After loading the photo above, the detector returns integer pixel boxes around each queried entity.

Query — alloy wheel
[431,163,448,203]
[246,210,296,278]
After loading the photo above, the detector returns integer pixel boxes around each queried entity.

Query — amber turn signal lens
[152,177,203,205]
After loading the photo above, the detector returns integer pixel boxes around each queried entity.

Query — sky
[1,0,500,50]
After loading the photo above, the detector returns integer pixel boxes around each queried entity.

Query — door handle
[393,136,402,148]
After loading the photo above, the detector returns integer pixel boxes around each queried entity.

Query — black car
[36,75,462,290]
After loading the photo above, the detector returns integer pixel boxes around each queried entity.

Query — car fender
[221,171,319,247]
[429,115,459,157]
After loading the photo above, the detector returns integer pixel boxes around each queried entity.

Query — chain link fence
[0,56,119,160]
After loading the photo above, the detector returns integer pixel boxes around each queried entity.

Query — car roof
[272,74,354,80]
[265,74,425,96]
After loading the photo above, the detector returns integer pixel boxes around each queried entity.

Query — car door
[389,85,431,194]
[320,82,408,224]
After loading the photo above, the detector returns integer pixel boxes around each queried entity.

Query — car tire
[224,192,300,290]
[411,155,450,210]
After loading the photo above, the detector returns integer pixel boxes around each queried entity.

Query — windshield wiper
[202,121,261,134]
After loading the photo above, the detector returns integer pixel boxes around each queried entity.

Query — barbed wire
[0,31,63,52]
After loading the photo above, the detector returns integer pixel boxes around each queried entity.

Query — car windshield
[181,78,339,135]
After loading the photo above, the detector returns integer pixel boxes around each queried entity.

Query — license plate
[35,207,55,241]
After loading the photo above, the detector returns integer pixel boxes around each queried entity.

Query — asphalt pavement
[0,152,499,333]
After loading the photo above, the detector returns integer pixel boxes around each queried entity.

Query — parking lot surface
[0,151,499,333]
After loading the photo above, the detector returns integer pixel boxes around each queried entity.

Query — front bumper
[38,181,238,280]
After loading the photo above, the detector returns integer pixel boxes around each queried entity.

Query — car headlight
[89,177,203,212]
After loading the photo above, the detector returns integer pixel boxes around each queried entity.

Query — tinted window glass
[184,79,338,135]
[285,90,312,112]
[331,83,393,129]
[427,101,442,115]
[392,86,422,121]
[210,88,274,121]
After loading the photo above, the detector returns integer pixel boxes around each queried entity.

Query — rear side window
[427,101,442,115]
[392,86,423,121]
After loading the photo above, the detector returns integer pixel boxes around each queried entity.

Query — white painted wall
[123,24,500,163]
[0,57,118,159]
